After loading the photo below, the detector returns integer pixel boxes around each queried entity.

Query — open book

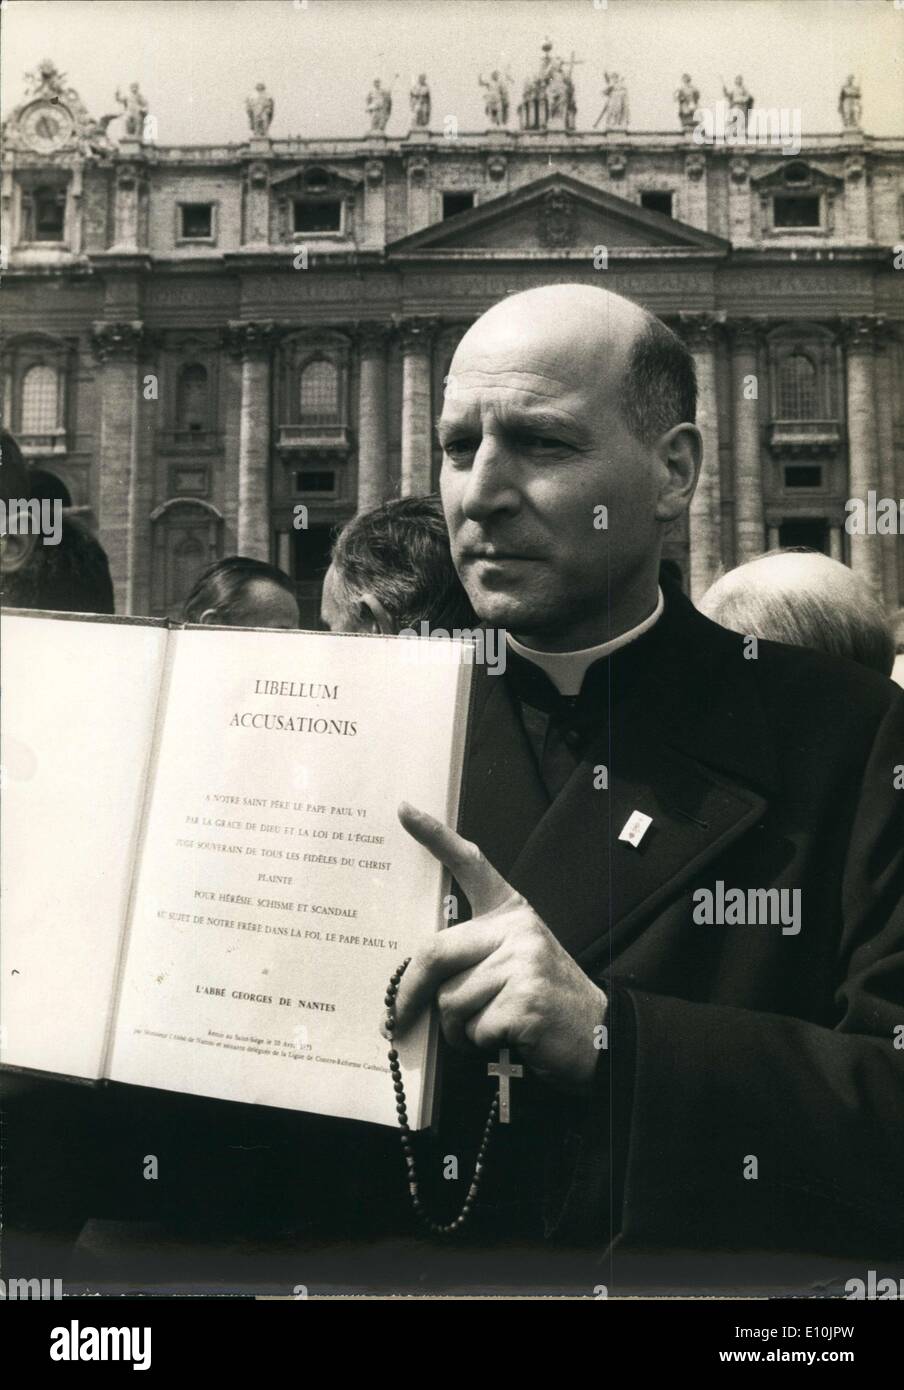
[0,610,475,1129]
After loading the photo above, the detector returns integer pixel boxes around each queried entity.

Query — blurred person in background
[698,547,896,678]
[321,493,477,634]
[0,430,38,582]
[1,515,114,615]
[182,555,299,629]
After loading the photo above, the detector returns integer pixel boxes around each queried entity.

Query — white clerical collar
[506,588,664,697]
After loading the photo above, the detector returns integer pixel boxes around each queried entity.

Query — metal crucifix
[487,1047,523,1123]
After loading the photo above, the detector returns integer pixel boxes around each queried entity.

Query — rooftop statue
[246,82,274,138]
[839,74,862,130]
[116,81,149,139]
[410,74,431,129]
[479,69,511,128]
[366,77,393,134]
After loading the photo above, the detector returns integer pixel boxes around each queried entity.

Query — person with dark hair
[698,547,896,677]
[619,313,698,448]
[321,494,477,634]
[1,515,115,615]
[0,429,38,581]
[181,555,299,629]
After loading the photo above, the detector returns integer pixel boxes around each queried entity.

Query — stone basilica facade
[2,54,902,628]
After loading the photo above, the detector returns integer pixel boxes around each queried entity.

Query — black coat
[457,580,904,1281]
[6,584,903,1294]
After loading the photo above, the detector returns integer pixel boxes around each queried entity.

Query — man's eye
[521,434,568,451]
[443,438,478,459]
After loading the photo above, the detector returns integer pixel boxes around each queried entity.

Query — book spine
[98,626,182,1079]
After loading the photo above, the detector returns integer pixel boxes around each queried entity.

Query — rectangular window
[293,199,342,234]
[295,471,336,493]
[442,192,475,219]
[34,189,65,241]
[784,465,823,489]
[640,191,673,218]
[180,203,214,240]
[773,195,821,229]
[778,519,828,553]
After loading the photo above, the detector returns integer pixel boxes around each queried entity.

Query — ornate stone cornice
[726,316,766,351]
[672,310,725,351]
[245,160,270,189]
[395,316,439,354]
[90,320,145,361]
[223,319,278,358]
[838,314,884,353]
[353,321,391,353]
[405,154,430,184]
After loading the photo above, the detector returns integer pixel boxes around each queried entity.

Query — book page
[0,611,170,1080]
[108,626,472,1128]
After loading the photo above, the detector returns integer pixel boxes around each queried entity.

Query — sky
[1,0,902,143]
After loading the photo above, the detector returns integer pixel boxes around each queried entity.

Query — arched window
[177,363,209,432]
[778,353,818,419]
[299,359,339,423]
[21,364,58,433]
[172,533,207,611]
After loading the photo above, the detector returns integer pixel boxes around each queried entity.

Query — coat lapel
[508,728,769,968]
[459,586,780,965]
[457,662,550,884]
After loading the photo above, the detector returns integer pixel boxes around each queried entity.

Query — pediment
[750,159,843,191]
[387,173,729,260]
[271,163,362,192]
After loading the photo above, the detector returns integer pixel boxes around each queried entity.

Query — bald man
[61,288,903,1297]
[699,548,896,677]
[385,284,904,1290]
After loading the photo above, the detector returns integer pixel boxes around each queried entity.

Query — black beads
[384,959,501,1239]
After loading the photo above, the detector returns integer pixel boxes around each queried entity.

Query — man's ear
[0,530,38,576]
[653,423,702,524]
[197,607,220,625]
[357,592,395,635]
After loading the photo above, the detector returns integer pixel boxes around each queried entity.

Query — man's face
[438,292,661,649]
[320,562,379,633]
[226,578,299,630]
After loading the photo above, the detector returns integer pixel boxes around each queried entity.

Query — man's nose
[460,437,521,522]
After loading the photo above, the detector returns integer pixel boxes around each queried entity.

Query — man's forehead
[448,328,624,405]
[440,362,602,429]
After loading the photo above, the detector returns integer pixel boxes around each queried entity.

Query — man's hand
[395,802,607,1094]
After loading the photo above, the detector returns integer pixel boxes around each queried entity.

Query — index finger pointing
[393,920,503,1035]
[397,801,513,917]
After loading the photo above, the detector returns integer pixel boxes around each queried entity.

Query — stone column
[90,320,145,613]
[829,525,844,562]
[276,528,292,577]
[678,313,723,601]
[842,316,883,595]
[729,318,764,563]
[363,160,387,248]
[405,155,432,234]
[242,161,271,247]
[112,161,147,252]
[400,319,435,496]
[227,320,276,561]
[356,324,390,511]
[874,324,900,609]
